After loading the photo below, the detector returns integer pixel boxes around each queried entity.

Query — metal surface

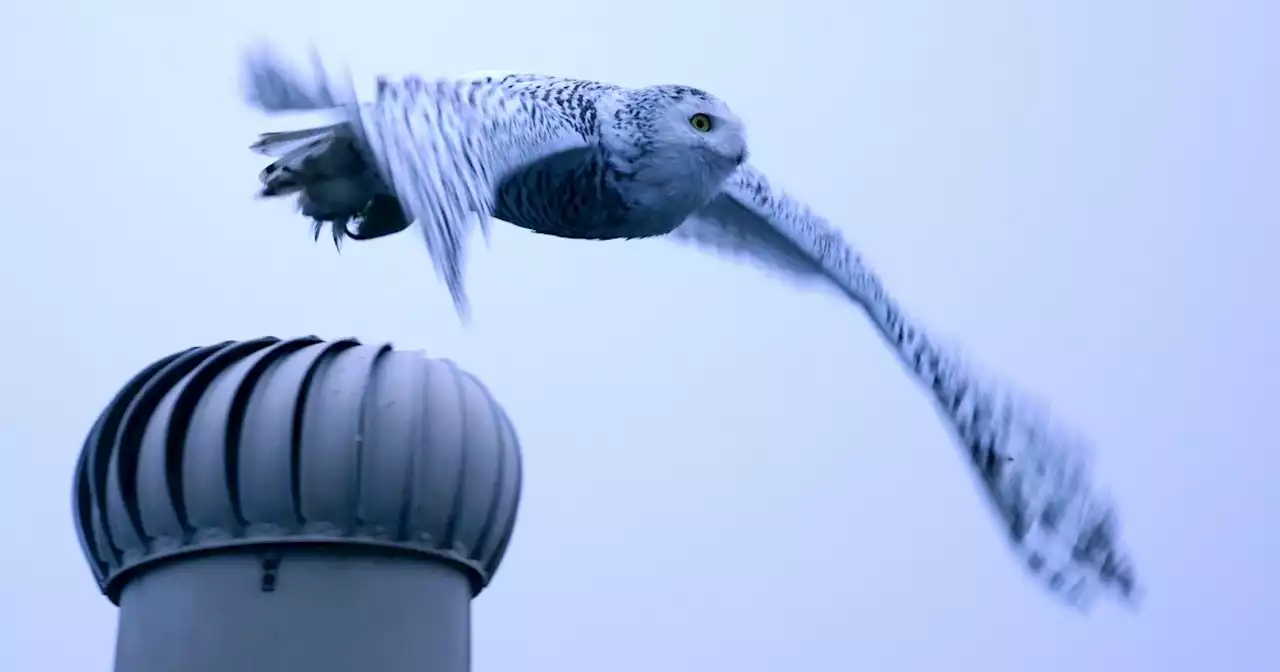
[112,547,473,672]
[74,335,523,602]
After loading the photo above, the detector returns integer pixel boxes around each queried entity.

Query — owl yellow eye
[689,113,713,132]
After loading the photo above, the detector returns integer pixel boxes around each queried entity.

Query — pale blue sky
[2,0,1277,669]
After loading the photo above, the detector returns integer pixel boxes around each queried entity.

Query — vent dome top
[73,336,522,603]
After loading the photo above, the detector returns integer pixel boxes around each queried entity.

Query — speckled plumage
[683,166,1140,608]
[242,44,1140,609]
[244,46,745,314]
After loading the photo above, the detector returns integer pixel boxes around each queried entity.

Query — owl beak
[734,149,748,165]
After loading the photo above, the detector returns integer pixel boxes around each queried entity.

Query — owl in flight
[242,43,1140,609]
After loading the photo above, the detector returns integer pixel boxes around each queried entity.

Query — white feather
[672,164,1140,607]
[244,45,594,315]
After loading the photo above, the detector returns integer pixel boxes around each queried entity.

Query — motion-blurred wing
[672,164,1140,608]
[244,45,595,315]
[360,74,596,314]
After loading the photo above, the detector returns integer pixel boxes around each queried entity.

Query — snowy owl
[241,44,1140,609]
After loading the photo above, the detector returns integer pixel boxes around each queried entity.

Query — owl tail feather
[241,42,410,245]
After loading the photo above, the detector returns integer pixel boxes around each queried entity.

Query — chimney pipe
[72,337,523,672]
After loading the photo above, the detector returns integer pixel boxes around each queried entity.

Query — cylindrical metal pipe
[114,548,471,672]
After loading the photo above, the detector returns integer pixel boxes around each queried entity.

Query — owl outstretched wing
[673,164,1140,608]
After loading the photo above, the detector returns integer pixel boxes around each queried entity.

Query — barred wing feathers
[673,165,1140,607]
[243,45,597,314]
[357,74,597,314]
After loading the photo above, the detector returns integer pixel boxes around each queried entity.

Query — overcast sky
[2,0,1277,670]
